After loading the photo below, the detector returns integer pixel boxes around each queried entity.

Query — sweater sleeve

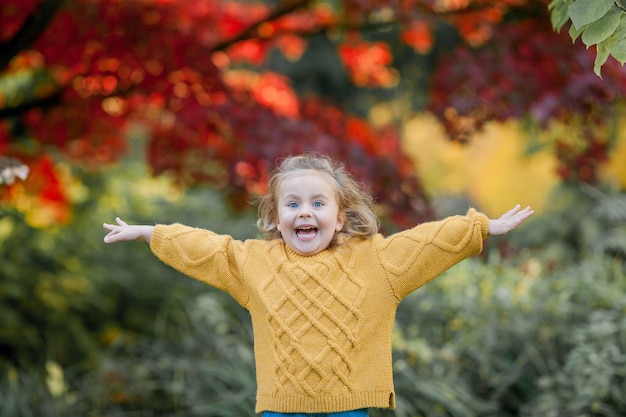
[150,224,250,307]
[376,208,489,300]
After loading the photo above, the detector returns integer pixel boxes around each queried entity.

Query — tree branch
[0,0,64,72]
[208,0,539,52]
[211,0,314,51]
[0,89,63,120]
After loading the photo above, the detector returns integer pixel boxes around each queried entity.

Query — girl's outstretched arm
[488,204,534,236]
[103,217,154,243]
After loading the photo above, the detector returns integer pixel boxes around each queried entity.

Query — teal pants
[262,409,368,417]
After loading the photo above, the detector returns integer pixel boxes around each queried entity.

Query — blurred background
[1,0,626,416]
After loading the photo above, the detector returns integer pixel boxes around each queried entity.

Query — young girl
[103,153,533,416]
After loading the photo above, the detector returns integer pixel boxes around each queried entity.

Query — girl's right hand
[103,217,154,243]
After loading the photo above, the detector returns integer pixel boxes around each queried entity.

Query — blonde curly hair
[256,153,380,246]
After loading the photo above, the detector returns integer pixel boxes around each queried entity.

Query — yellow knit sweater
[149,209,490,414]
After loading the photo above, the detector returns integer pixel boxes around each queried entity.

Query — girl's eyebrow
[280,193,301,201]
[281,193,330,200]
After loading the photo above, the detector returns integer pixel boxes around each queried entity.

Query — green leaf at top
[617,0,626,11]
[581,7,621,47]
[594,43,610,77]
[549,0,575,30]
[569,21,585,42]
[569,0,614,29]
[605,17,626,63]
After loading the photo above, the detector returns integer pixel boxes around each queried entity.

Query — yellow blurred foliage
[100,170,184,217]
[402,112,626,217]
[46,361,68,397]
[402,113,559,217]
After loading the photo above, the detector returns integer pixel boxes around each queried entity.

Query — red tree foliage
[0,0,624,226]
[428,17,626,183]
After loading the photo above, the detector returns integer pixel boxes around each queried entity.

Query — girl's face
[276,171,344,256]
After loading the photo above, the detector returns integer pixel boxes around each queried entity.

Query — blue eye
[312,201,323,208]
[288,202,299,209]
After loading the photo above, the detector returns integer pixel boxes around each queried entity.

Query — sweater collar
[281,241,338,261]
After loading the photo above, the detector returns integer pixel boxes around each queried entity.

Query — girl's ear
[335,212,345,232]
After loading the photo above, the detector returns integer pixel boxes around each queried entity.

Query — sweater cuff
[469,208,490,240]
[149,224,169,257]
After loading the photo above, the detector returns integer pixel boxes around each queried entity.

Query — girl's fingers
[103,218,129,235]
[519,206,533,216]
[505,205,532,221]
[514,207,534,224]
[103,220,124,230]
[499,205,520,220]
[507,204,521,216]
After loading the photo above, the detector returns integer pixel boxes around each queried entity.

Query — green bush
[388,253,626,417]
[385,185,626,417]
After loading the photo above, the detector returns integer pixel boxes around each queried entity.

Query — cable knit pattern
[259,244,365,398]
[149,209,489,413]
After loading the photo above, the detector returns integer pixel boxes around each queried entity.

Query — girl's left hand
[488,204,534,235]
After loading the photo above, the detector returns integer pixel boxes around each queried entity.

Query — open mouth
[295,226,318,238]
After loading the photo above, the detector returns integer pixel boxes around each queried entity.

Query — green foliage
[549,0,626,76]
[61,292,257,417]
[0,66,57,109]
[383,185,626,417]
[527,310,626,417]
[0,151,259,416]
[0,365,65,417]
[0,207,103,370]
[385,252,626,416]
[568,0,615,29]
